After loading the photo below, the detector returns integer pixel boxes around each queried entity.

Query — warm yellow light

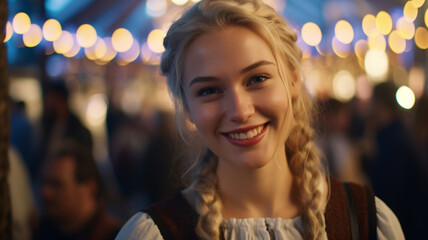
[396,86,415,109]
[332,70,356,102]
[112,28,133,52]
[63,35,81,58]
[13,12,31,34]
[53,31,73,54]
[76,24,97,48]
[354,39,368,60]
[396,17,415,40]
[388,31,406,54]
[362,14,378,37]
[23,24,42,47]
[94,38,107,59]
[368,33,386,51]
[425,8,428,27]
[4,21,13,42]
[412,0,425,8]
[404,1,418,22]
[376,11,393,35]
[86,94,107,127]
[171,0,189,5]
[335,20,354,44]
[301,22,322,46]
[43,19,62,41]
[147,29,166,53]
[332,37,350,58]
[364,49,388,82]
[415,27,428,49]
[118,39,140,63]
[100,38,117,62]
[84,46,97,60]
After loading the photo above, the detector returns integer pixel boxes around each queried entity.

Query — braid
[287,92,325,240]
[189,150,223,240]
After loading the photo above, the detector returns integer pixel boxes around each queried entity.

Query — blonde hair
[160,0,325,239]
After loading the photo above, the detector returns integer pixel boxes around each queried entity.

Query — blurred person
[10,99,34,169]
[32,80,93,183]
[35,143,121,240]
[116,0,404,239]
[8,147,36,240]
[368,81,428,239]
[317,98,368,184]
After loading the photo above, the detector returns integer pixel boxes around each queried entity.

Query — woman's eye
[248,74,269,86]
[197,87,220,97]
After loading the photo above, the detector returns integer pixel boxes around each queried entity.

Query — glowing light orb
[13,12,31,34]
[23,24,43,47]
[335,20,354,44]
[396,86,415,109]
[376,11,393,35]
[112,28,133,52]
[76,24,97,48]
[43,19,62,41]
[364,49,388,82]
[301,22,322,46]
[147,29,166,53]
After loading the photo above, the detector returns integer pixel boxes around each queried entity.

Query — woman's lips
[222,123,269,147]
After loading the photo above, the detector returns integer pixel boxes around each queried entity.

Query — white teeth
[227,125,264,140]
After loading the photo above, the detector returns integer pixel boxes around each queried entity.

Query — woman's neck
[217,155,302,220]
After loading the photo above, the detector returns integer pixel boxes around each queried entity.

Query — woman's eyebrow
[188,76,220,88]
[240,60,275,74]
[188,60,275,88]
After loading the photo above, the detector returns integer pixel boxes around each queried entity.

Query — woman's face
[182,26,298,170]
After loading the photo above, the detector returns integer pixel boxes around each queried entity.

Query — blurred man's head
[42,143,102,225]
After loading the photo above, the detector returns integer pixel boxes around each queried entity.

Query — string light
[362,14,378,37]
[3,21,13,42]
[403,1,418,22]
[43,19,62,41]
[396,17,415,39]
[23,24,42,47]
[76,24,97,48]
[301,22,322,46]
[411,0,425,8]
[147,29,166,53]
[376,11,393,35]
[414,27,428,49]
[396,86,415,109]
[112,28,133,52]
[335,20,354,44]
[53,30,73,54]
[12,12,31,34]
[388,30,406,54]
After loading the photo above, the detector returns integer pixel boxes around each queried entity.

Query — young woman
[116,0,404,239]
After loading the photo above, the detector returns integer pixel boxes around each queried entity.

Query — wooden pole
[0,0,12,238]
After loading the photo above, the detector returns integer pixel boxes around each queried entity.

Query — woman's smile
[221,123,269,147]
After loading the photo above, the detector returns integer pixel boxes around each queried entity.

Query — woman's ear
[290,70,302,99]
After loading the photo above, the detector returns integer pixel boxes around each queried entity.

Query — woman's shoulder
[375,197,405,240]
[115,212,163,240]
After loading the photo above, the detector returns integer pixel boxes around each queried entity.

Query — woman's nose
[226,89,255,123]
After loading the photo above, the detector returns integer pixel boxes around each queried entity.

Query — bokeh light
[403,1,418,22]
[4,21,13,42]
[332,70,356,101]
[147,29,166,53]
[364,49,389,82]
[368,33,386,51]
[411,0,425,8]
[84,45,97,60]
[396,17,415,39]
[146,0,167,17]
[112,28,133,53]
[53,30,74,54]
[63,34,81,58]
[354,39,368,60]
[94,38,107,59]
[332,37,350,58]
[76,24,97,48]
[362,14,378,37]
[99,38,117,62]
[301,22,322,46]
[335,20,354,44]
[425,8,428,28]
[388,30,406,54]
[415,27,428,49]
[86,94,108,127]
[43,19,62,41]
[13,12,31,34]
[117,39,140,64]
[396,86,415,109]
[376,11,393,35]
[171,0,189,5]
[23,24,42,47]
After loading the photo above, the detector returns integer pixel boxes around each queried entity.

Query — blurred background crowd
[2,0,428,239]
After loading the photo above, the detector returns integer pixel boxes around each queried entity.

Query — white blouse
[115,197,404,240]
